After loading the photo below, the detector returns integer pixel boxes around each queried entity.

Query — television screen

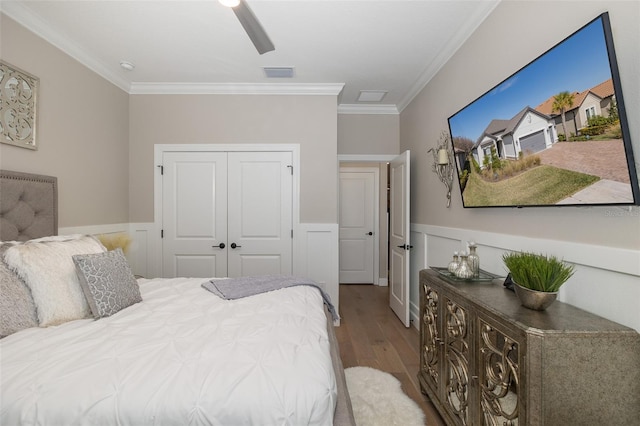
[447,12,639,208]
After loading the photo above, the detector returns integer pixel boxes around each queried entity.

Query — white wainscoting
[128,223,159,279]
[62,222,637,331]
[59,223,159,278]
[410,223,640,333]
[64,222,341,323]
[295,223,340,325]
[60,223,130,236]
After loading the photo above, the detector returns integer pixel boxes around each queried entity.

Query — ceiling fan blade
[233,0,275,54]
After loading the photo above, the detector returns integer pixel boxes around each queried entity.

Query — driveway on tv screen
[460,138,635,207]
[537,139,634,204]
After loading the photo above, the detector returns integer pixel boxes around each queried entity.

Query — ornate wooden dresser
[418,268,640,425]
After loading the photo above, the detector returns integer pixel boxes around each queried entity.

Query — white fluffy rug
[345,366,426,426]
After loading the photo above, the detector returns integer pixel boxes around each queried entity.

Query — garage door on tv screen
[447,12,639,208]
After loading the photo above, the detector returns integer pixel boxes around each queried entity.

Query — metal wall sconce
[428,132,455,207]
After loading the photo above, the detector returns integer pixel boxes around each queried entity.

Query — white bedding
[0,277,337,426]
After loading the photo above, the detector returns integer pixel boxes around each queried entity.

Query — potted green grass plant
[502,251,575,310]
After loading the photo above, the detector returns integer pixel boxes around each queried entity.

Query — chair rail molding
[410,222,640,333]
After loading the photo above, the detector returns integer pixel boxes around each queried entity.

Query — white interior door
[227,151,293,277]
[339,169,377,284]
[162,152,228,278]
[389,150,411,327]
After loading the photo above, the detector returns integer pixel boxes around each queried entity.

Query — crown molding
[337,104,399,115]
[1,2,131,92]
[129,82,345,96]
[397,0,501,113]
[2,3,344,98]
[3,0,499,114]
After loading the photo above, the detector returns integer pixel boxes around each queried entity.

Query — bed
[0,169,355,426]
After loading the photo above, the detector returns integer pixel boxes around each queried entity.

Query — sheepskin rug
[345,366,426,426]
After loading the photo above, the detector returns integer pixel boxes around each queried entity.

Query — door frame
[339,166,380,284]
[154,144,300,277]
[338,154,398,286]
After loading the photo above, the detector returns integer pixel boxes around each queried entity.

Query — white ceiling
[2,0,500,114]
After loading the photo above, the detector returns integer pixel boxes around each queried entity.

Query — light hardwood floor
[335,284,446,426]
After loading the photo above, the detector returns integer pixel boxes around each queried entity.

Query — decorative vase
[467,243,480,278]
[448,252,460,274]
[455,253,473,279]
[513,283,558,311]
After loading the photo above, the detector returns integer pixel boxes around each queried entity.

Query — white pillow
[3,235,106,326]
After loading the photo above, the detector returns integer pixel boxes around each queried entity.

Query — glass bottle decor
[455,252,474,279]
[448,251,460,274]
[467,242,480,278]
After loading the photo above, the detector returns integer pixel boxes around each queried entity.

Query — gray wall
[338,113,399,155]
[0,15,130,228]
[401,0,640,250]
[3,1,638,275]
[1,13,339,227]
[129,94,338,224]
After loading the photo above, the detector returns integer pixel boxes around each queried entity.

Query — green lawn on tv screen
[462,165,600,206]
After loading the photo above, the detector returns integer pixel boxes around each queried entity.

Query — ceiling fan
[220,0,275,55]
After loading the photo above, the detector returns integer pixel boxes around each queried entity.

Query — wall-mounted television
[447,12,639,208]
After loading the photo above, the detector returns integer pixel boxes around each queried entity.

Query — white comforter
[0,278,337,426]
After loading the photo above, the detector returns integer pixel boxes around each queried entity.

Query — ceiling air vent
[357,90,388,102]
[263,67,295,78]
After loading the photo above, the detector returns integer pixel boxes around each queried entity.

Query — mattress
[0,277,337,425]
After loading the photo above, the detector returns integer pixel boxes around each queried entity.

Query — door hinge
[291,229,293,238]
[161,229,164,238]
[157,165,164,175]
[287,165,293,175]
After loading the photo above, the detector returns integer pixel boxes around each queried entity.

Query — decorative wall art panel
[0,61,39,150]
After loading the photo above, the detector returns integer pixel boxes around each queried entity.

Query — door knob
[367,232,373,235]
[230,243,242,249]
[397,244,413,250]
[213,243,225,249]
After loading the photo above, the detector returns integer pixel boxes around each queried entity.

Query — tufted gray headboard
[0,170,58,241]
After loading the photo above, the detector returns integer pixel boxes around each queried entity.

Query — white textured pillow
[3,235,106,326]
[73,248,142,319]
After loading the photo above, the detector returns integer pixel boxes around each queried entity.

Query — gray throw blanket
[202,275,339,320]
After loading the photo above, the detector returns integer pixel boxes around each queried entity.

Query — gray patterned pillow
[72,248,142,319]
[0,243,38,337]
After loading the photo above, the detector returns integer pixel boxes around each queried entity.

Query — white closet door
[227,151,293,277]
[162,152,228,278]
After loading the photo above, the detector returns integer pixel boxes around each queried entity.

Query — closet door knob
[367,232,373,235]
[213,243,225,249]
[230,243,242,249]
